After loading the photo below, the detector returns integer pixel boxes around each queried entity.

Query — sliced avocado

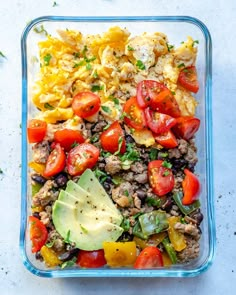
[66,179,120,217]
[58,190,81,207]
[77,169,116,209]
[52,200,123,250]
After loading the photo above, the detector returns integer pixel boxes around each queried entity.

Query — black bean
[55,173,68,187]
[58,249,79,262]
[171,158,188,170]
[125,134,135,144]
[190,211,204,225]
[187,163,195,172]
[35,251,43,261]
[103,182,111,191]
[161,197,173,211]
[136,189,147,201]
[105,175,113,184]
[31,174,46,185]
[32,212,40,219]
[118,232,133,242]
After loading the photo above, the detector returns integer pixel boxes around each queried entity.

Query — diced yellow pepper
[133,232,167,250]
[167,216,186,252]
[103,241,137,267]
[31,206,44,213]
[28,162,45,175]
[40,246,62,267]
[162,250,172,266]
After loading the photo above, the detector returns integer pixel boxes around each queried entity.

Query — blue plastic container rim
[20,15,215,278]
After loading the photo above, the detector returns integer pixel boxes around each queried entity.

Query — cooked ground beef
[133,172,148,184]
[105,155,122,175]
[32,180,59,207]
[32,141,50,164]
[174,222,200,239]
[177,236,200,263]
[47,230,65,252]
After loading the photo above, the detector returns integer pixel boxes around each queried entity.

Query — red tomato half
[154,130,178,149]
[182,169,200,205]
[145,108,177,135]
[148,160,174,196]
[123,96,146,130]
[44,143,66,177]
[100,121,126,154]
[72,92,101,118]
[66,143,99,176]
[29,216,48,253]
[137,80,167,109]
[150,89,181,118]
[77,250,107,268]
[54,129,85,151]
[178,66,199,93]
[172,116,200,140]
[134,246,163,269]
[27,119,47,143]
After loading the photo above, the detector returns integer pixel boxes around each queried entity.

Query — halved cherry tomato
[137,80,166,109]
[100,121,126,154]
[154,130,178,149]
[145,108,177,135]
[178,66,199,93]
[172,116,200,140]
[54,129,85,151]
[66,143,99,176]
[148,160,174,196]
[150,89,181,118]
[29,216,48,253]
[182,169,200,205]
[72,91,101,118]
[77,250,107,268]
[134,246,163,269]
[123,96,146,130]
[27,119,47,143]
[44,143,66,177]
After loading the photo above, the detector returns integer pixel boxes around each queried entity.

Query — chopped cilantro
[120,112,130,120]
[162,160,172,169]
[93,70,98,78]
[90,134,99,143]
[60,257,77,269]
[82,45,88,57]
[101,105,111,113]
[180,217,187,224]
[103,123,110,131]
[133,212,143,220]
[71,141,79,148]
[162,171,170,177]
[113,97,120,106]
[177,63,185,68]
[120,143,139,162]
[44,103,54,110]
[46,240,55,248]
[166,43,174,52]
[43,53,52,66]
[101,150,112,158]
[86,63,92,70]
[85,56,96,63]
[73,52,80,58]
[0,51,6,58]
[159,152,168,158]
[171,91,176,95]
[64,230,71,243]
[149,148,158,161]
[95,168,108,183]
[121,218,130,231]
[124,190,129,197]
[192,40,199,47]
[33,25,48,35]
[127,45,135,51]
[91,85,104,92]
[136,60,146,70]
[73,60,85,68]
[146,197,161,207]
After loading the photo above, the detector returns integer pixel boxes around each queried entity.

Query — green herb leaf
[90,134,99,143]
[166,43,174,52]
[171,91,176,95]
[95,168,108,183]
[71,141,79,148]
[146,197,161,207]
[149,148,158,161]
[127,45,135,51]
[33,25,48,35]
[46,240,55,248]
[162,171,170,177]
[86,63,92,70]
[85,56,96,63]
[192,40,199,47]
[162,160,172,169]
[60,257,77,269]
[101,150,112,158]
[43,53,52,66]
[91,85,104,92]
[113,97,120,106]
[82,45,88,57]
[159,152,168,158]
[93,70,99,79]
[64,230,71,243]
[177,63,185,68]
[133,212,143,220]
[121,218,130,231]
[120,143,139,162]
[44,102,54,110]
[124,190,129,197]
[0,51,6,58]
[73,52,80,58]
[136,60,146,70]
[73,60,85,68]
[103,123,110,131]
[101,105,111,113]
[180,217,187,224]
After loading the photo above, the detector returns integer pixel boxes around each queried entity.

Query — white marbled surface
[0,0,236,294]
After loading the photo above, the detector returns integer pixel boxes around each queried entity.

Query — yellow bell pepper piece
[103,241,136,267]
[28,162,45,175]
[31,206,44,213]
[167,216,186,252]
[40,246,62,267]
[162,251,172,266]
[133,232,167,250]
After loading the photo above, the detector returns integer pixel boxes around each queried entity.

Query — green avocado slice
[52,200,124,250]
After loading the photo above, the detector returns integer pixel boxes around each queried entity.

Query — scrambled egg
[32,26,198,123]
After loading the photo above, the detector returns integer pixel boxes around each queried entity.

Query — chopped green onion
[136,60,146,70]
[43,53,52,66]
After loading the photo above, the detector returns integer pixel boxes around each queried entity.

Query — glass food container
[20,16,215,277]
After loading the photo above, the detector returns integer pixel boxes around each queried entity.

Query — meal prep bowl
[20,16,215,277]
